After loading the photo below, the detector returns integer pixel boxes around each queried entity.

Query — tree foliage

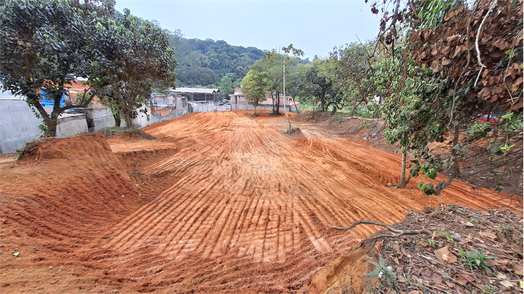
[366,0,523,194]
[250,54,284,115]
[329,42,378,116]
[168,35,268,87]
[0,0,176,134]
[240,70,269,115]
[91,9,176,127]
[219,75,233,99]
[0,0,111,136]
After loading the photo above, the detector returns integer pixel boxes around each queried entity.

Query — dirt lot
[0,110,521,293]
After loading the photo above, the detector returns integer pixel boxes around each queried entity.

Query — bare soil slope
[0,110,520,293]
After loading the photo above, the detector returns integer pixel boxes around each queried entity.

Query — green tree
[304,60,336,112]
[330,42,377,116]
[241,70,269,116]
[367,0,522,193]
[219,76,233,100]
[92,9,176,127]
[263,44,304,132]
[0,0,114,137]
[252,53,284,115]
[291,64,318,110]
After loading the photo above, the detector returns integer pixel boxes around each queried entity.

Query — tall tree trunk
[350,100,358,116]
[330,104,337,115]
[41,93,64,137]
[125,114,133,128]
[399,151,407,188]
[32,101,54,137]
[44,116,58,137]
[271,92,276,114]
[275,92,280,115]
[293,97,300,113]
[113,113,121,127]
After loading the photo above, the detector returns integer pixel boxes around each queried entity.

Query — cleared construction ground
[0,111,519,293]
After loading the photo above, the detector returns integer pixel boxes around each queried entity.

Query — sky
[115,0,381,60]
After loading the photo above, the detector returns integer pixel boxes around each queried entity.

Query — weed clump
[98,127,155,140]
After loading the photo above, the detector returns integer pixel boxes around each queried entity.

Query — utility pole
[281,44,304,133]
[283,56,291,132]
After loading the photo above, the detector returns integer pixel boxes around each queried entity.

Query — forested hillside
[168,30,266,88]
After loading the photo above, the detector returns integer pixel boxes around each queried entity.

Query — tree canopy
[91,9,176,127]
[0,0,176,136]
[240,70,269,115]
[169,35,266,88]
[365,0,523,193]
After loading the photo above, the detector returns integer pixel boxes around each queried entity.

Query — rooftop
[171,88,220,94]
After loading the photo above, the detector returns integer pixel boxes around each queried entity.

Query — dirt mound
[1,134,144,293]
[17,134,112,161]
[0,111,521,293]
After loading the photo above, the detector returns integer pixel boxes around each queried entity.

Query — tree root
[328,220,432,236]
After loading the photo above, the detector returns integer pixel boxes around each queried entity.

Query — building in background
[229,88,300,112]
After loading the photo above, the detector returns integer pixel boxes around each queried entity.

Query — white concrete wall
[132,105,189,128]
[86,107,116,132]
[0,99,88,153]
[56,115,88,137]
[0,99,43,153]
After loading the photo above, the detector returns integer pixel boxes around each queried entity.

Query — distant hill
[168,31,266,88]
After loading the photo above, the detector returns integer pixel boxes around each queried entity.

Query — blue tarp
[40,90,66,107]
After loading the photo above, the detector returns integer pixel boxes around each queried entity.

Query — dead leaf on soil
[421,269,443,284]
[511,260,523,276]
[434,246,458,264]
[500,280,514,287]
[433,282,449,290]
[464,222,475,227]
[393,257,399,265]
[486,258,509,267]
[400,247,412,258]
[474,237,485,244]
[479,231,497,241]
[460,235,474,244]
[497,272,508,279]
[493,39,509,50]
[454,272,475,286]
[391,243,400,254]
[496,232,507,243]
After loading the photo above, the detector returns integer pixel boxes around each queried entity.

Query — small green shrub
[460,249,496,273]
[365,257,398,292]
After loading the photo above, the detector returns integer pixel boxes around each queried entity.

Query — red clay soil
[0,110,520,293]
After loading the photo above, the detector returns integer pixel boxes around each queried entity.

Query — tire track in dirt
[1,111,520,293]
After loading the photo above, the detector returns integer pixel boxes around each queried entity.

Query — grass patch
[98,127,155,140]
